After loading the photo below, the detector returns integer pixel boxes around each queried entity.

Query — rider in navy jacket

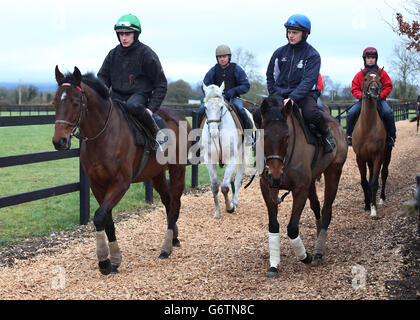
[203,63,250,97]
[266,42,320,102]
[198,45,253,133]
[266,14,335,153]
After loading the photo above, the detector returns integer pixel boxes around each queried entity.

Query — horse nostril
[53,137,70,150]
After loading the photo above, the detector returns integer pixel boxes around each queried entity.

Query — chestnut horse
[352,69,392,218]
[52,66,191,275]
[254,97,348,278]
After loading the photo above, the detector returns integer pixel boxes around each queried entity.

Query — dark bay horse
[352,69,392,218]
[52,66,192,275]
[254,96,348,278]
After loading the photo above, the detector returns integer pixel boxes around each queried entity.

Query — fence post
[79,160,90,225]
[191,110,199,188]
[145,180,153,203]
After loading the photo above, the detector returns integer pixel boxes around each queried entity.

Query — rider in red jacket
[346,47,396,147]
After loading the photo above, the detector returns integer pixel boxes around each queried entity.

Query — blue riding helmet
[284,14,311,34]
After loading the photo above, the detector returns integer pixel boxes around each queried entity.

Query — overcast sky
[0,0,406,88]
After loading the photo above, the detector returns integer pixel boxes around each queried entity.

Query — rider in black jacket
[266,14,335,153]
[98,14,167,145]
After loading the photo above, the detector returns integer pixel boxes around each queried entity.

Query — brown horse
[52,66,191,275]
[352,69,392,218]
[254,96,348,278]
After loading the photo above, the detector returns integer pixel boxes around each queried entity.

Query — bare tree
[231,47,268,102]
[388,43,419,100]
[386,0,420,68]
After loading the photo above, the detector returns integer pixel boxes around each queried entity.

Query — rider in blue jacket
[266,14,335,153]
[198,45,253,132]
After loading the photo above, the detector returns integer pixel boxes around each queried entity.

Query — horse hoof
[172,238,181,247]
[111,264,120,274]
[364,205,370,211]
[98,259,112,275]
[266,267,279,278]
[300,252,312,264]
[227,207,235,214]
[159,251,170,259]
[314,253,323,264]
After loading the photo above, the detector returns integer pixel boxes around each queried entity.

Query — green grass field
[0,122,225,248]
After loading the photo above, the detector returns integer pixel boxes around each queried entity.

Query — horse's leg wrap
[289,235,307,261]
[268,232,280,268]
[161,229,174,255]
[96,230,109,261]
[109,240,122,267]
[314,229,327,257]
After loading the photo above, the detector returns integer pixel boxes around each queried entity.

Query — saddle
[114,99,166,150]
[292,105,323,169]
[200,101,255,135]
[113,99,165,181]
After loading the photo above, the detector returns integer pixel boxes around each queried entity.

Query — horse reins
[206,99,228,163]
[55,83,113,142]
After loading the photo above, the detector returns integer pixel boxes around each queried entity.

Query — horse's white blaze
[269,233,280,268]
[60,92,67,101]
[289,236,307,261]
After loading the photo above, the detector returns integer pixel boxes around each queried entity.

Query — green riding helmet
[114,14,141,33]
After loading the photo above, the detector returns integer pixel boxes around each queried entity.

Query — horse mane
[81,73,110,101]
[58,72,110,102]
[261,96,287,124]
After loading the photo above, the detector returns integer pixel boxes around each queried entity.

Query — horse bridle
[205,97,228,127]
[263,109,297,187]
[363,73,382,99]
[55,83,113,142]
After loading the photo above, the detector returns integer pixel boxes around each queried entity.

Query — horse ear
[202,82,208,95]
[73,67,82,85]
[283,99,293,116]
[220,81,225,92]
[55,65,64,83]
[260,98,270,119]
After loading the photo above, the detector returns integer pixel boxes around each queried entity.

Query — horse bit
[55,83,113,142]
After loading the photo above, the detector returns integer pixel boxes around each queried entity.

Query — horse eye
[73,102,79,108]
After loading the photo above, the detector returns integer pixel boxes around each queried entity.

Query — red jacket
[351,68,393,100]
[318,73,324,93]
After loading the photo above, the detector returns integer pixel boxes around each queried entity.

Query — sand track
[0,120,419,300]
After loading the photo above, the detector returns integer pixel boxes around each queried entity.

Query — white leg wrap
[95,230,109,262]
[109,241,122,266]
[289,236,307,261]
[268,233,280,268]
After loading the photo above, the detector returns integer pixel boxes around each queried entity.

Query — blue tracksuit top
[266,40,320,102]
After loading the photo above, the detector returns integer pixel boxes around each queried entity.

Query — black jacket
[266,41,320,102]
[98,41,167,112]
